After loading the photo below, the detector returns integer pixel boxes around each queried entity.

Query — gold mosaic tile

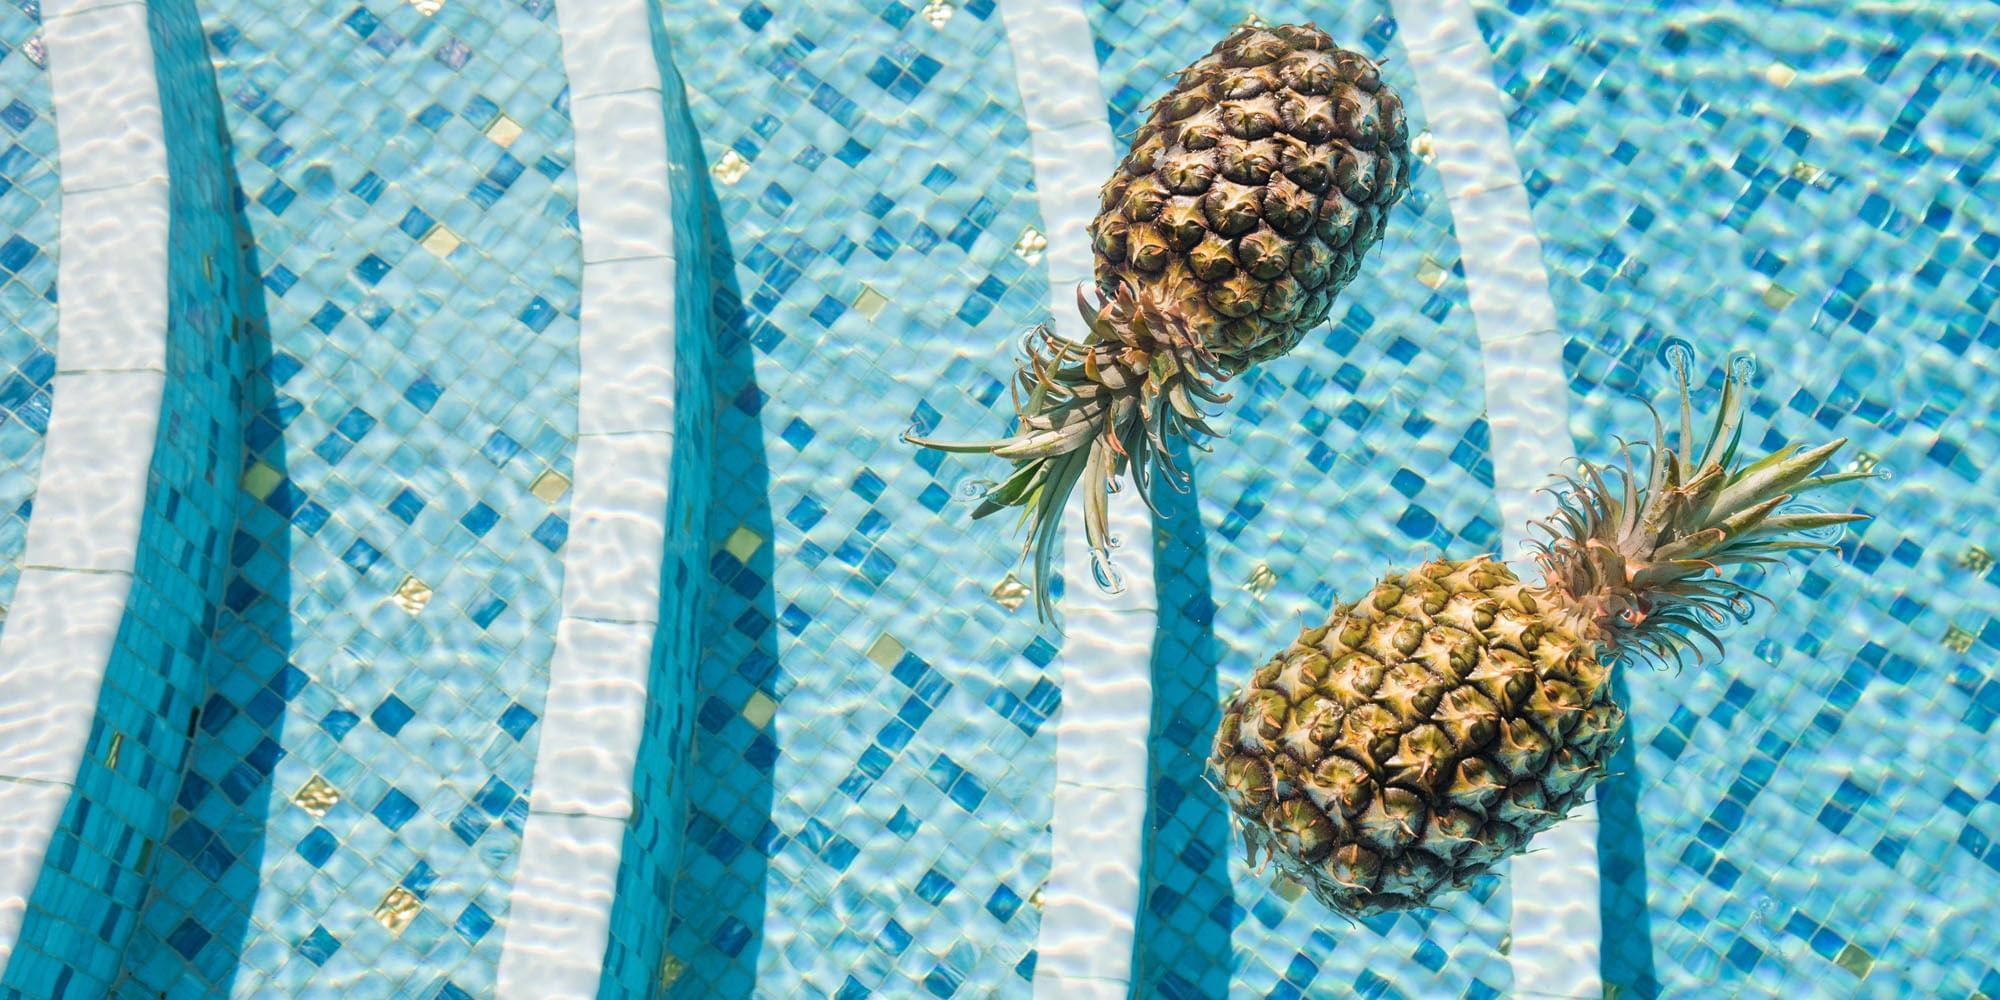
[293,775,340,818]
[742,692,777,729]
[1849,452,1880,475]
[1764,62,1797,87]
[724,524,764,562]
[1416,256,1446,289]
[407,0,443,14]
[392,576,433,616]
[852,285,889,321]
[922,0,954,28]
[241,461,282,501]
[485,114,524,147]
[530,468,571,503]
[1958,545,1993,574]
[1412,129,1436,162]
[1241,562,1277,598]
[711,148,750,185]
[1271,876,1304,902]
[1944,624,1976,653]
[374,886,422,934]
[1011,226,1047,265]
[1833,943,1873,979]
[990,573,1029,612]
[866,633,904,669]
[421,225,462,258]
[1761,283,1795,310]
[660,954,686,989]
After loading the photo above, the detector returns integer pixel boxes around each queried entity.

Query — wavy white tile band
[996,3,1158,998]
[0,0,170,973]
[1389,1,1598,996]
[494,0,683,995]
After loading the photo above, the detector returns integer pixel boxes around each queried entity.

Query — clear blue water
[1,0,1996,998]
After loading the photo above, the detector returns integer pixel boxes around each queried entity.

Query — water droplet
[1728,352,1759,384]
[1657,336,1696,376]
[1106,532,1124,551]
[1090,548,1127,595]
[956,479,995,503]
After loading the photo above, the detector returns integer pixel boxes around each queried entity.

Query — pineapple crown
[904,279,1230,621]
[1527,352,1873,668]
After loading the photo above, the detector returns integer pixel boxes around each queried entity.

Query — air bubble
[1090,548,1127,595]
[1784,501,1852,545]
[956,479,996,503]
[1656,336,1696,376]
[1728,352,1759,384]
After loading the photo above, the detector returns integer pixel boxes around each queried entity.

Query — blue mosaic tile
[1088,2,1513,997]
[1,2,249,994]
[95,0,580,995]
[1474,0,2000,995]
[628,1,1060,996]
[0,0,58,640]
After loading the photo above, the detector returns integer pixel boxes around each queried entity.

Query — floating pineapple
[911,23,1411,616]
[1208,356,1871,915]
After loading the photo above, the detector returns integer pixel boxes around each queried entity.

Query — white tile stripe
[1388,2,1599,996]
[0,0,169,973]
[494,0,681,995]
[997,2,1158,995]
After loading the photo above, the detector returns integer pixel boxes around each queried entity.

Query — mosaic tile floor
[1475,0,2000,996]
[120,1,580,994]
[3,0,1998,996]
[655,1,1061,996]
[1089,2,1517,998]
[0,2,57,640]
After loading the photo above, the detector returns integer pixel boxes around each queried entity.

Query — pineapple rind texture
[1208,557,1623,915]
[909,23,1412,621]
[1209,358,1868,915]
[1092,22,1412,374]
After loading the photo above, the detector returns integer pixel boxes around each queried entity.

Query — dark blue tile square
[371,695,415,736]
[388,487,426,524]
[455,903,494,942]
[299,925,340,965]
[373,789,419,830]
[298,827,337,868]
[460,502,499,537]
[498,703,537,739]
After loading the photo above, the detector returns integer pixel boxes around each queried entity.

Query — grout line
[0,0,168,975]
[997,1,1157,994]
[1387,1,1600,996]
[492,1,685,996]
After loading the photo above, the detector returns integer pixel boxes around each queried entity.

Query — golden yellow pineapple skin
[1208,557,1625,915]
[1091,23,1413,374]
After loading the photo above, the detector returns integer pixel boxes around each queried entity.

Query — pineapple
[1208,356,1872,915]
[911,23,1411,617]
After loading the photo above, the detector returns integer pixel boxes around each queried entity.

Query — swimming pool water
[0,0,1996,997]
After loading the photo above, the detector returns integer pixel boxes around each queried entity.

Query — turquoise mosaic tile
[653,0,1062,995]
[115,0,580,995]
[1,0,249,994]
[0,0,57,640]
[1473,1,2000,996]
[595,11,715,998]
[1087,2,1516,997]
